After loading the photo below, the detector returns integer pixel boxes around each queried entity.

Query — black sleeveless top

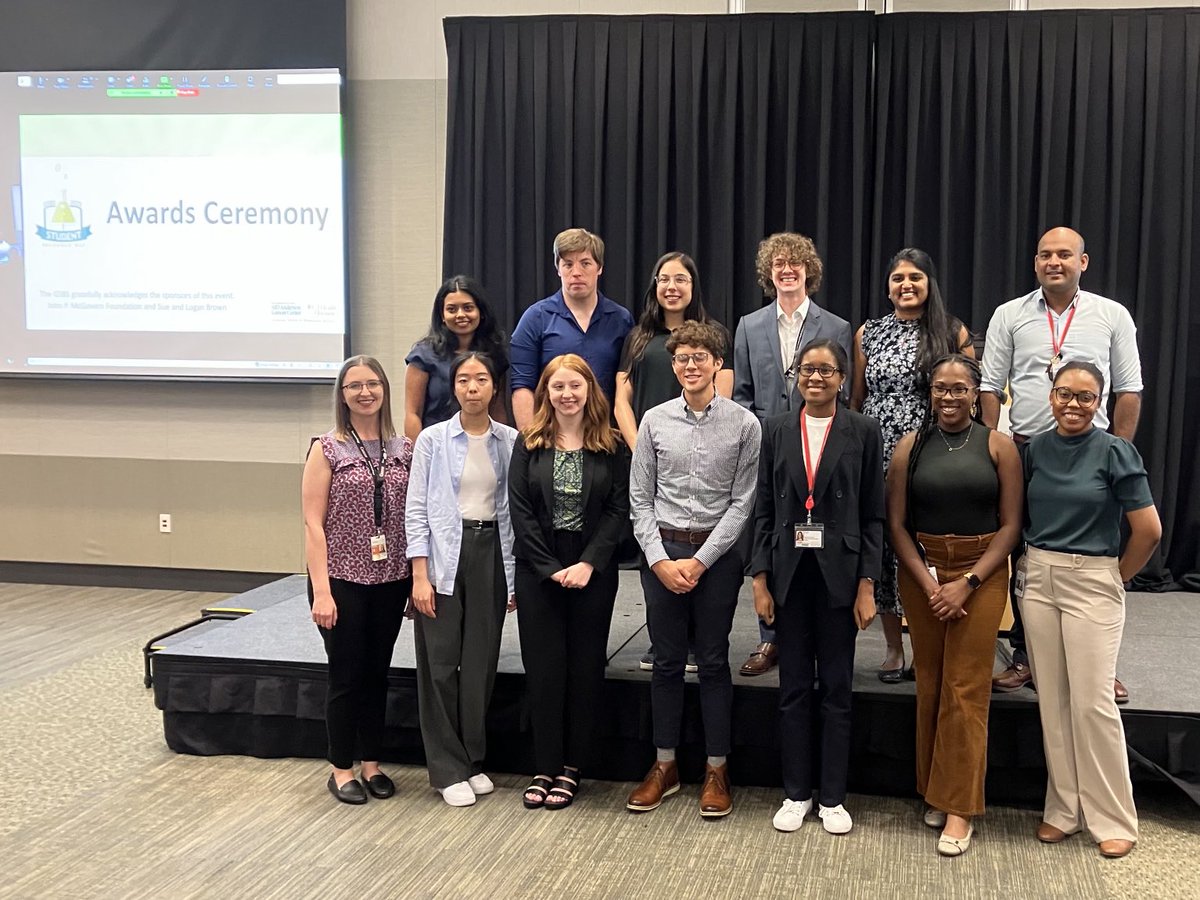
[908,422,999,536]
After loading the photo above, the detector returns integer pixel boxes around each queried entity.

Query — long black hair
[622,252,717,379]
[422,275,508,364]
[886,248,971,389]
[904,354,983,528]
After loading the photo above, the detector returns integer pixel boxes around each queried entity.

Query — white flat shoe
[938,824,974,856]
[924,807,947,829]
[772,797,813,832]
[818,804,853,835]
[438,781,477,807]
[468,773,495,795]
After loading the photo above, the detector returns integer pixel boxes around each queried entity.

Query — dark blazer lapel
[782,414,808,506]
[581,449,597,524]
[813,411,852,505]
[761,307,785,377]
[535,447,555,521]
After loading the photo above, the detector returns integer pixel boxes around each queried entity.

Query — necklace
[938,424,972,452]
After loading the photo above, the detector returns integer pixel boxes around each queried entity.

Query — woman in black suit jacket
[751,338,885,836]
[508,353,630,811]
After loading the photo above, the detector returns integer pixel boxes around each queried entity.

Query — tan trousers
[900,532,1008,817]
[1019,546,1138,843]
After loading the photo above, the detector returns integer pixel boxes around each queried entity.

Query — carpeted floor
[1,582,1196,899]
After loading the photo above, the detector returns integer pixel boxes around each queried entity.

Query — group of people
[300,225,1160,861]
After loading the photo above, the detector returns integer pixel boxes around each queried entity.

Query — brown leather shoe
[626,761,679,812]
[1114,678,1129,704]
[1036,822,1070,843]
[992,662,1032,693]
[1098,838,1135,858]
[699,763,732,817]
[739,642,779,676]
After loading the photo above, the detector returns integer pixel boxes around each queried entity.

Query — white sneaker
[819,803,853,834]
[772,797,813,832]
[438,781,477,806]
[468,773,494,795]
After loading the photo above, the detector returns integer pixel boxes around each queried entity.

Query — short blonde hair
[553,228,605,268]
[755,232,824,298]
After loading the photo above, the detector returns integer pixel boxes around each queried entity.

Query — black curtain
[442,13,875,333]
[443,10,1199,586]
[872,9,1200,587]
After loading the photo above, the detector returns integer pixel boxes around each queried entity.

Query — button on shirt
[777,297,811,374]
[509,290,634,401]
[630,393,761,569]
[980,289,1143,436]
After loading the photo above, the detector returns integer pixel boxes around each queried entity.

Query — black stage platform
[151,574,1200,806]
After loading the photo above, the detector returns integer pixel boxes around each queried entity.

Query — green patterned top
[552,449,585,531]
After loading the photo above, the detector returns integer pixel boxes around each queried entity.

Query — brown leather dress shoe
[699,763,732,817]
[626,761,679,812]
[1098,839,1135,858]
[1036,822,1070,843]
[992,662,1032,693]
[1114,678,1129,704]
[739,642,779,677]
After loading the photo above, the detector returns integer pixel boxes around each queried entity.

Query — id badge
[794,523,825,549]
[370,533,389,562]
[1013,561,1026,600]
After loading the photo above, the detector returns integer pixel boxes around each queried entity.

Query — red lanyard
[1046,297,1078,365]
[799,408,834,519]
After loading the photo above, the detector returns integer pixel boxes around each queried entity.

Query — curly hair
[755,232,824,298]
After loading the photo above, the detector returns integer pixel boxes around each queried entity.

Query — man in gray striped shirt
[626,320,761,819]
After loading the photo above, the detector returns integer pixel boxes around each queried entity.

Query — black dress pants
[309,575,410,770]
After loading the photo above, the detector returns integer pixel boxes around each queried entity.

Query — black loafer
[328,773,368,805]
[362,772,395,799]
[878,667,904,684]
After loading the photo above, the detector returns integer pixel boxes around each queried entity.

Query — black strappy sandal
[545,767,581,811]
[523,775,554,809]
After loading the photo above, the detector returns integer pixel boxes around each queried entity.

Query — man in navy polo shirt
[510,228,634,430]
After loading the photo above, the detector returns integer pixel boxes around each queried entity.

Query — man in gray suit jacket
[731,232,852,676]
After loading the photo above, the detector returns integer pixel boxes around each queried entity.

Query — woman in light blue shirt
[406,351,518,807]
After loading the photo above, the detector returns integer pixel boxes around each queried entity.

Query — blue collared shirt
[405,414,517,596]
[509,290,633,399]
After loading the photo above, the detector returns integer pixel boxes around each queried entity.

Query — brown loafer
[1036,822,1070,843]
[626,761,679,812]
[992,662,1032,693]
[1098,839,1134,858]
[1114,678,1129,704]
[739,642,778,677]
[699,763,732,817]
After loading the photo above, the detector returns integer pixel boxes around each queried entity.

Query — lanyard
[1046,296,1078,367]
[348,426,386,530]
[799,407,834,523]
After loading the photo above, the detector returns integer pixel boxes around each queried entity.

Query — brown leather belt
[660,527,712,545]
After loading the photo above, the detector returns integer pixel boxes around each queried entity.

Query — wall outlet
[159,514,172,533]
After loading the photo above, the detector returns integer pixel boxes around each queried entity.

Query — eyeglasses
[931,385,972,399]
[771,258,802,271]
[656,274,692,286]
[1051,387,1098,406]
[671,352,711,367]
[797,364,840,378]
[342,380,383,393]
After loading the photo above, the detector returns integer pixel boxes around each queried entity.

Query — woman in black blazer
[508,353,630,810]
[751,338,885,836]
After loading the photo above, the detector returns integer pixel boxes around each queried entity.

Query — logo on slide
[36,191,92,243]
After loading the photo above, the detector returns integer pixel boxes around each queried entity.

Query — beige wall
[0,0,1175,574]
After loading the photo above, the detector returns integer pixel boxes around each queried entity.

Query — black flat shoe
[878,667,904,684]
[362,772,395,799]
[328,773,368,805]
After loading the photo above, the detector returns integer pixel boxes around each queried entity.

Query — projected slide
[0,69,347,380]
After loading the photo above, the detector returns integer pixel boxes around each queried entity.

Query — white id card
[927,565,938,582]
[370,533,389,562]
[1014,562,1026,600]
[794,523,825,549]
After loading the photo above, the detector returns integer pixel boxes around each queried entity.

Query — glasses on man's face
[671,351,711,367]
[797,363,839,378]
[1051,387,1098,407]
[931,384,972,399]
[656,274,692,287]
[771,258,801,271]
[342,380,383,393]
